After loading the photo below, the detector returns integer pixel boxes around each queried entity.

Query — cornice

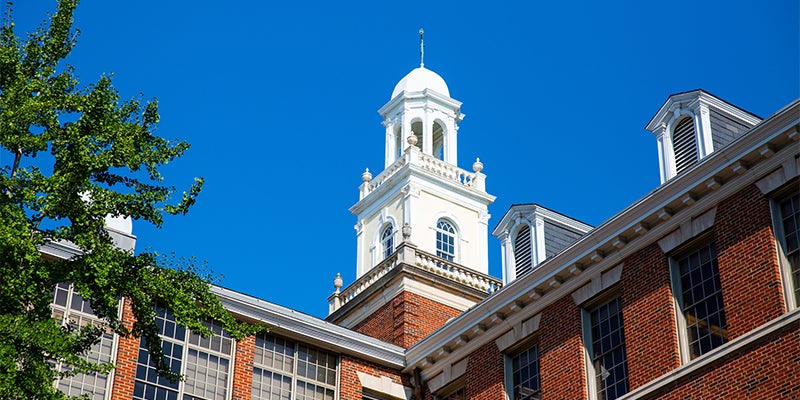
[404,100,800,379]
[211,286,406,369]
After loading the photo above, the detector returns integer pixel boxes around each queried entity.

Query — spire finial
[419,28,425,67]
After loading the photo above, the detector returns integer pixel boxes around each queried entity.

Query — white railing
[414,251,502,294]
[329,243,502,314]
[359,146,485,200]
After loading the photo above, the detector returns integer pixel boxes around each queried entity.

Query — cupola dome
[390,67,450,99]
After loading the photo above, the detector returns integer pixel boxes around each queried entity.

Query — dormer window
[513,224,533,276]
[646,90,761,184]
[672,117,698,174]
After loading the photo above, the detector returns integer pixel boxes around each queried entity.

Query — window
[51,283,116,400]
[587,297,629,400]
[509,343,541,400]
[436,220,456,261]
[672,243,728,359]
[775,192,800,307]
[381,225,395,260]
[438,387,465,400]
[672,117,698,174]
[251,333,338,400]
[133,307,233,400]
[514,224,533,276]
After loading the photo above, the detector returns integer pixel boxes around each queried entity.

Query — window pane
[677,243,728,358]
[590,297,629,400]
[511,344,541,400]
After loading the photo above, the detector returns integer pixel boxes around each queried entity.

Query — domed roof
[391,67,450,99]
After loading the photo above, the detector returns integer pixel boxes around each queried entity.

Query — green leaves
[0,1,266,398]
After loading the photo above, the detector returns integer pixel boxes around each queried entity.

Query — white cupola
[646,90,762,184]
[378,65,464,168]
[348,34,495,279]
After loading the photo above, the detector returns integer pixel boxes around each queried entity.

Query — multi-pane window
[438,387,465,400]
[510,343,541,400]
[51,282,116,400]
[514,224,533,276]
[777,193,800,305]
[381,225,395,260]
[251,333,338,400]
[133,307,233,400]
[675,243,728,359]
[436,220,456,261]
[588,297,629,400]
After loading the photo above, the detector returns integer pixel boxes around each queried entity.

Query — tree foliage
[0,1,264,398]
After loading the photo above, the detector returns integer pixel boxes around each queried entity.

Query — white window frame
[133,307,235,400]
[51,282,120,400]
[435,219,457,262]
[251,332,339,400]
[770,185,800,311]
[380,224,395,261]
[504,340,542,400]
[581,295,629,400]
[668,240,728,364]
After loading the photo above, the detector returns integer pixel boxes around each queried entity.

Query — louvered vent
[514,225,533,276]
[673,117,698,174]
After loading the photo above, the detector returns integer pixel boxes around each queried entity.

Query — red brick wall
[110,298,138,400]
[642,323,800,399]
[352,291,462,348]
[715,184,787,337]
[621,242,682,389]
[232,335,255,400]
[539,295,586,399]
[339,355,407,399]
[464,342,505,400]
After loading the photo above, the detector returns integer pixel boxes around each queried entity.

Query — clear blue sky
[9,1,799,318]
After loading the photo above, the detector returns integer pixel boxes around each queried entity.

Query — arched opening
[435,219,456,261]
[432,121,445,160]
[411,120,423,150]
[394,125,403,158]
[513,224,533,276]
[380,224,394,260]
[672,116,698,174]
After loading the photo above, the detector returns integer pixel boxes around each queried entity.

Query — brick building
[49,62,799,400]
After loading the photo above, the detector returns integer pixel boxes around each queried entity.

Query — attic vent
[514,225,533,276]
[673,117,698,174]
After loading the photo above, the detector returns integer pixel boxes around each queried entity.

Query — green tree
[0,1,263,398]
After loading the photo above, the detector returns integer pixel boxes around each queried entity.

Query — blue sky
[8,1,799,318]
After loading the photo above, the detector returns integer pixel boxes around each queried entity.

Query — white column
[499,232,514,284]
[533,217,547,266]
[695,103,714,159]
[355,221,365,277]
[423,108,433,156]
[447,119,458,165]
[385,121,395,168]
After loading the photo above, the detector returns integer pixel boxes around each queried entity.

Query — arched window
[380,225,394,259]
[672,117,698,174]
[514,224,533,276]
[435,220,456,261]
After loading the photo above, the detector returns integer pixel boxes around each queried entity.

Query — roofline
[645,89,763,132]
[210,285,406,369]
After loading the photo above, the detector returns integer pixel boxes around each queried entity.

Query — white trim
[657,207,717,253]
[357,372,411,400]
[621,310,800,399]
[426,357,468,394]
[571,264,624,306]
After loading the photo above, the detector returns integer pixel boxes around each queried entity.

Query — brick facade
[621,242,682,389]
[352,291,462,348]
[715,184,787,337]
[539,295,587,399]
[339,355,407,399]
[110,298,138,400]
[231,335,255,400]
